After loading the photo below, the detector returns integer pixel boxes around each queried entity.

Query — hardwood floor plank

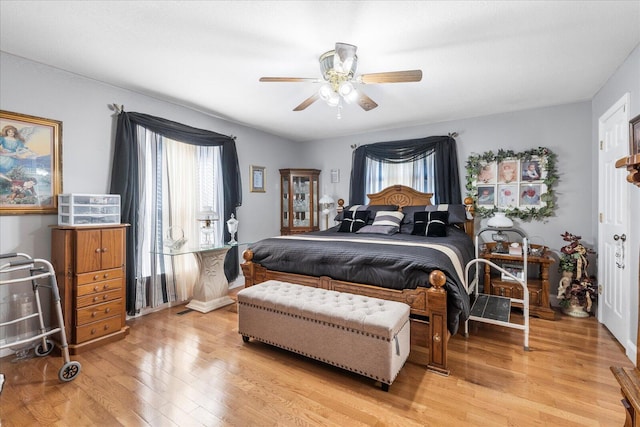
[0,302,631,426]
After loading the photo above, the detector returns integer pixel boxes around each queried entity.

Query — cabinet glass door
[293,176,310,227]
[282,175,289,228]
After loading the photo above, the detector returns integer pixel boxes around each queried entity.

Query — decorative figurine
[227,213,238,245]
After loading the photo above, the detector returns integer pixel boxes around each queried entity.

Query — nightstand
[480,242,558,320]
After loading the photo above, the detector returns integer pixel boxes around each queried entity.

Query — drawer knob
[103,284,109,290]
[102,248,108,253]
[103,294,108,300]
[103,273,109,279]
[91,311,97,318]
[94,286,99,292]
[93,296,99,302]
[91,328,97,335]
[105,308,111,314]
[104,324,110,331]
[95,248,102,253]
[93,275,99,280]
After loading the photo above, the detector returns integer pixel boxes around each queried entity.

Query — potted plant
[556,231,597,317]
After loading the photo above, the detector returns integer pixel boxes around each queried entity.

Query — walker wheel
[58,361,81,382]
[35,340,55,357]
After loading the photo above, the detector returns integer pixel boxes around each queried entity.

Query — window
[136,130,224,309]
[364,154,435,203]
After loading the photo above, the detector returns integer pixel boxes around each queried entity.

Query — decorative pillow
[372,210,404,227]
[357,224,399,235]
[411,211,449,237]
[334,204,398,222]
[337,210,369,233]
[402,204,467,224]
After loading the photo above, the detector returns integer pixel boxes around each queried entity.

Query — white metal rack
[464,227,530,350]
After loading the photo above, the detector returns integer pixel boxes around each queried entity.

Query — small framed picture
[519,184,542,207]
[477,161,496,184]
[631,114,640,158]
[497,160,518,183]
[477,185,495,206]
[521,158,543,182]
[501,263,524,282]
[250,165,265,193]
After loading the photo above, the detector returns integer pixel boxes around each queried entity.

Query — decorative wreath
[465,147,558,221]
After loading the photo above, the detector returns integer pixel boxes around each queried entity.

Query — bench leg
[381,383,389,392]
[242,335,250,343]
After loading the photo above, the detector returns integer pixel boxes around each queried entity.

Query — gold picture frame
[250,165,265,192]
[630,113,640,159]
[0,110,62,215]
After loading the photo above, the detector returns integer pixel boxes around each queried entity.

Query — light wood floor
[0,293,632,427]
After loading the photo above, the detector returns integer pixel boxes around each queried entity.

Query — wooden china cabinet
[279,169,321,235]
[51,224,130,354]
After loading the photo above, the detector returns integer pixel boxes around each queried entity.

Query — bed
[241,185,475,375]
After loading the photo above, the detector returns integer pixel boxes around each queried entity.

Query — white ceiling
[1,1,639,142]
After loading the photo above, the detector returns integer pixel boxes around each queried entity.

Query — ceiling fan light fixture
[326,91,340,107]
[318,83,333,101]
[338,81,358,103]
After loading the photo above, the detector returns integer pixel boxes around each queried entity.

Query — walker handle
[0,253,18,259]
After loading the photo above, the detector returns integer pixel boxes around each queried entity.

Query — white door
[598,93,631,359]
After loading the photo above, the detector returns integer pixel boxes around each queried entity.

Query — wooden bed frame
[241,185,475,375]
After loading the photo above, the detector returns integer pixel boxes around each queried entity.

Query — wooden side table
[480,243,558,320]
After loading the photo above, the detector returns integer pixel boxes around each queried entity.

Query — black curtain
[349,135,461,205]
[109,111,242,315]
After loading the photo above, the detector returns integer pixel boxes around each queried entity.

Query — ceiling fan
[259,42,422,117]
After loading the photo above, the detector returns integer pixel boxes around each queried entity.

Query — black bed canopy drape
[349,135,461,205]
[109,111,242,315]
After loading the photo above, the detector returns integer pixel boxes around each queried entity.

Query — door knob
[613,234,626,242]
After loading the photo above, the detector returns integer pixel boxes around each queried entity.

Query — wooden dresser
[51,224,129,354]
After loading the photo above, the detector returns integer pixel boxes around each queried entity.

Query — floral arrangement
[465,147,558,221]
[557,231,597,312]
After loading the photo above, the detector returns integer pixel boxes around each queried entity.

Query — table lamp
[319,194,335,229]
[197,206,219,247]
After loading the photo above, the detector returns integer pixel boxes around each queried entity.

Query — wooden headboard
[367,185,433,208]
[338,184,475,238]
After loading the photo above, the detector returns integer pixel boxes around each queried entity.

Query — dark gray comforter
[247,226,474,334]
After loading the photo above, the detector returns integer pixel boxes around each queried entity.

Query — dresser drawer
[76,316,123,343]
[76,299,123,326]
[77,278,122,297]
[77,267,123,285]
[76,287,123,308]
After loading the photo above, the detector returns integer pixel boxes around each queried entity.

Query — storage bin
[58,193,121,226]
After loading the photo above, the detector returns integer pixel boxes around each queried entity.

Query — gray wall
[0,52,299,354]
[303,101,594,268]
[0,52,300,257]
[592,43,640,360]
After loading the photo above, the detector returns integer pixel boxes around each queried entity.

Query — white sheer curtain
[364,154,435,203]
[133,127,223,311]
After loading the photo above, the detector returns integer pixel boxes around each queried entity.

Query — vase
[562,295,589,318]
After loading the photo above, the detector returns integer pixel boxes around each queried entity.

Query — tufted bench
[237,280,410,391]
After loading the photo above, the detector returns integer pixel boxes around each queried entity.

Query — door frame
[597,92,632,360]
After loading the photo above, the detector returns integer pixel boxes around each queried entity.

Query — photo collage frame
[475,157,547,209]
[466,147,558,221]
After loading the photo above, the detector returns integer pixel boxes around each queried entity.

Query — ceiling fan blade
[357,92,378,111]
[293,92,320,111]
[359,70,422,84]
[259,77,319,82]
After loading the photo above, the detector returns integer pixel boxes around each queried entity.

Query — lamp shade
[319,194,335,205]
[198,206,218,221]
[487,211,513,228]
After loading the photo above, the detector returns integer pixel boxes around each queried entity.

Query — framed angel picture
[0,110,62,214]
